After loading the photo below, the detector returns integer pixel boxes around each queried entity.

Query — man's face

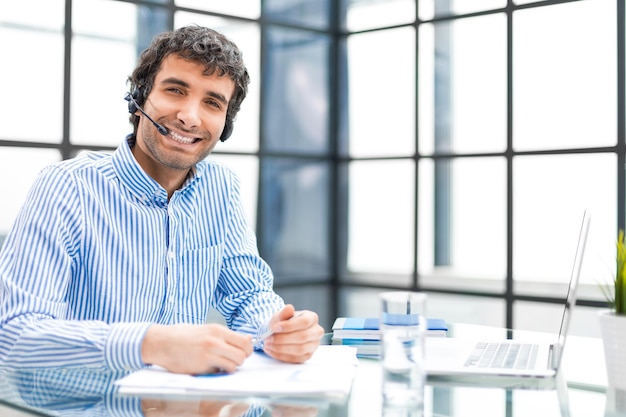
[132,54,235,181]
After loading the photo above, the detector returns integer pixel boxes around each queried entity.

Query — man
[0,25,323,374]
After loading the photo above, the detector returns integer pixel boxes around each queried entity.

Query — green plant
[601,230,626,314]
[617,230,626,314]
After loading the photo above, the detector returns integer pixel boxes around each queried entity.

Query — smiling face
[132,54,235,192]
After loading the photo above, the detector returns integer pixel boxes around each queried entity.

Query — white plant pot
[598,309,626,390]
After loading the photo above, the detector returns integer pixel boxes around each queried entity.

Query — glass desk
[0,323,621,417]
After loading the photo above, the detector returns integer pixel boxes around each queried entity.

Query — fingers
[141,307,326,374]
[142,324,253,375]
[263,330,323,363]
[174,325,250,374]
[199,326,253,373]
[141,399,252,417]
[270,304,296,329]
[271,309,317,335]
[199,400,251,417]
[270,404,319,417]
[263,310,325,363]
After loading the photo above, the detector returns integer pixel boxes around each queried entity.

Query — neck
[130,144,190,200]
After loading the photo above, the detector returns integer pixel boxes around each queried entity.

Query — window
[1,0,622,337]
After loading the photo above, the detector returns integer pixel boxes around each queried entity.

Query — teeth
[169,130,196,144]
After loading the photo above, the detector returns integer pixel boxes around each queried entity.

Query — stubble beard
[142,124,216,171]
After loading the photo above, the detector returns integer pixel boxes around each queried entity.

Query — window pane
[0,148,61,241]
[207,155,258,230]
[514,301,565,334]
[71,0,168,146]
[418,0,505,20]
[175,0,260,18]
[339,287,377,318]
[276,286,333,331]
[428,293,506,329]
[515,302,601,339]
[263,27,330,154]
[0,0,64,30]
[347,160,415,278]
[513,154,616,298]
[264,0,330,29]
[175,14,261,153]
[418,157,507,290]
[346,0,415,32]
[567,305,604,339]
[513,0,616,150]
[339,288,506,329]
[348,27,415,157]
[72,0,138,38]
[260,158,330,282]
[70,35,138,146]
[0,28,64,143]
[419,15,507,155]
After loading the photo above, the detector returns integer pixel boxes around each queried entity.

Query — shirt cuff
[104,322,153,371]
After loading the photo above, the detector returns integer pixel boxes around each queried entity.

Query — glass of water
[380,291,427,407]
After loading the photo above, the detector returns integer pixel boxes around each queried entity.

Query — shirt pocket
[175,244,223,324]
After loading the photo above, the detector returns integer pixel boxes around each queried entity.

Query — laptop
[424,211,590,389]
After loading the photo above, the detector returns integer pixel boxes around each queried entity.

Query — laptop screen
[552,210,590,369]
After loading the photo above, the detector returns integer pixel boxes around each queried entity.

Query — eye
[166,87,184,95]
[205,99,222,109]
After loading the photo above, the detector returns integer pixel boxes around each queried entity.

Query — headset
[124,88,234,141]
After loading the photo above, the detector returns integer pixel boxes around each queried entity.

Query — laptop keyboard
[464,342,539,369]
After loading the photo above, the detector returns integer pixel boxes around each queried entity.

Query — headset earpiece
[220,119,234,142]
[126,88,142,114]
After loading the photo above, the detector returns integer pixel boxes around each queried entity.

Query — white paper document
[115,345,358,397]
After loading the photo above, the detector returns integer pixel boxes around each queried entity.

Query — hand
[141,398,253,417]
[270,403,319,417]
[141,323,253,374]
[262,304,325,363]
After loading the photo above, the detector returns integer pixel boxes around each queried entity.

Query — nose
[176,99,202,128]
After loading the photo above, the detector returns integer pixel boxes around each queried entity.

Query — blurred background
[0,0,622,338]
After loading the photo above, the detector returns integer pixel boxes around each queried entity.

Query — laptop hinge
[548,343,560,370]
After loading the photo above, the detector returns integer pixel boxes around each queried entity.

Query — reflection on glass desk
[0,323,622,417]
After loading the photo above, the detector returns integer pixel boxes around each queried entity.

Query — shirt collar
[112,135,201,206]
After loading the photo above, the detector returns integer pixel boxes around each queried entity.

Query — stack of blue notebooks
[331,317,448,358]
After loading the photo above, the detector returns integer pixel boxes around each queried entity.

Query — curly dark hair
[127,25,250,138]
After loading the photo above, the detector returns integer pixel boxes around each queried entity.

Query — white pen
[251,311,305,345]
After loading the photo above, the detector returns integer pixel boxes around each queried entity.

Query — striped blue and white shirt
[0,136,283,371]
